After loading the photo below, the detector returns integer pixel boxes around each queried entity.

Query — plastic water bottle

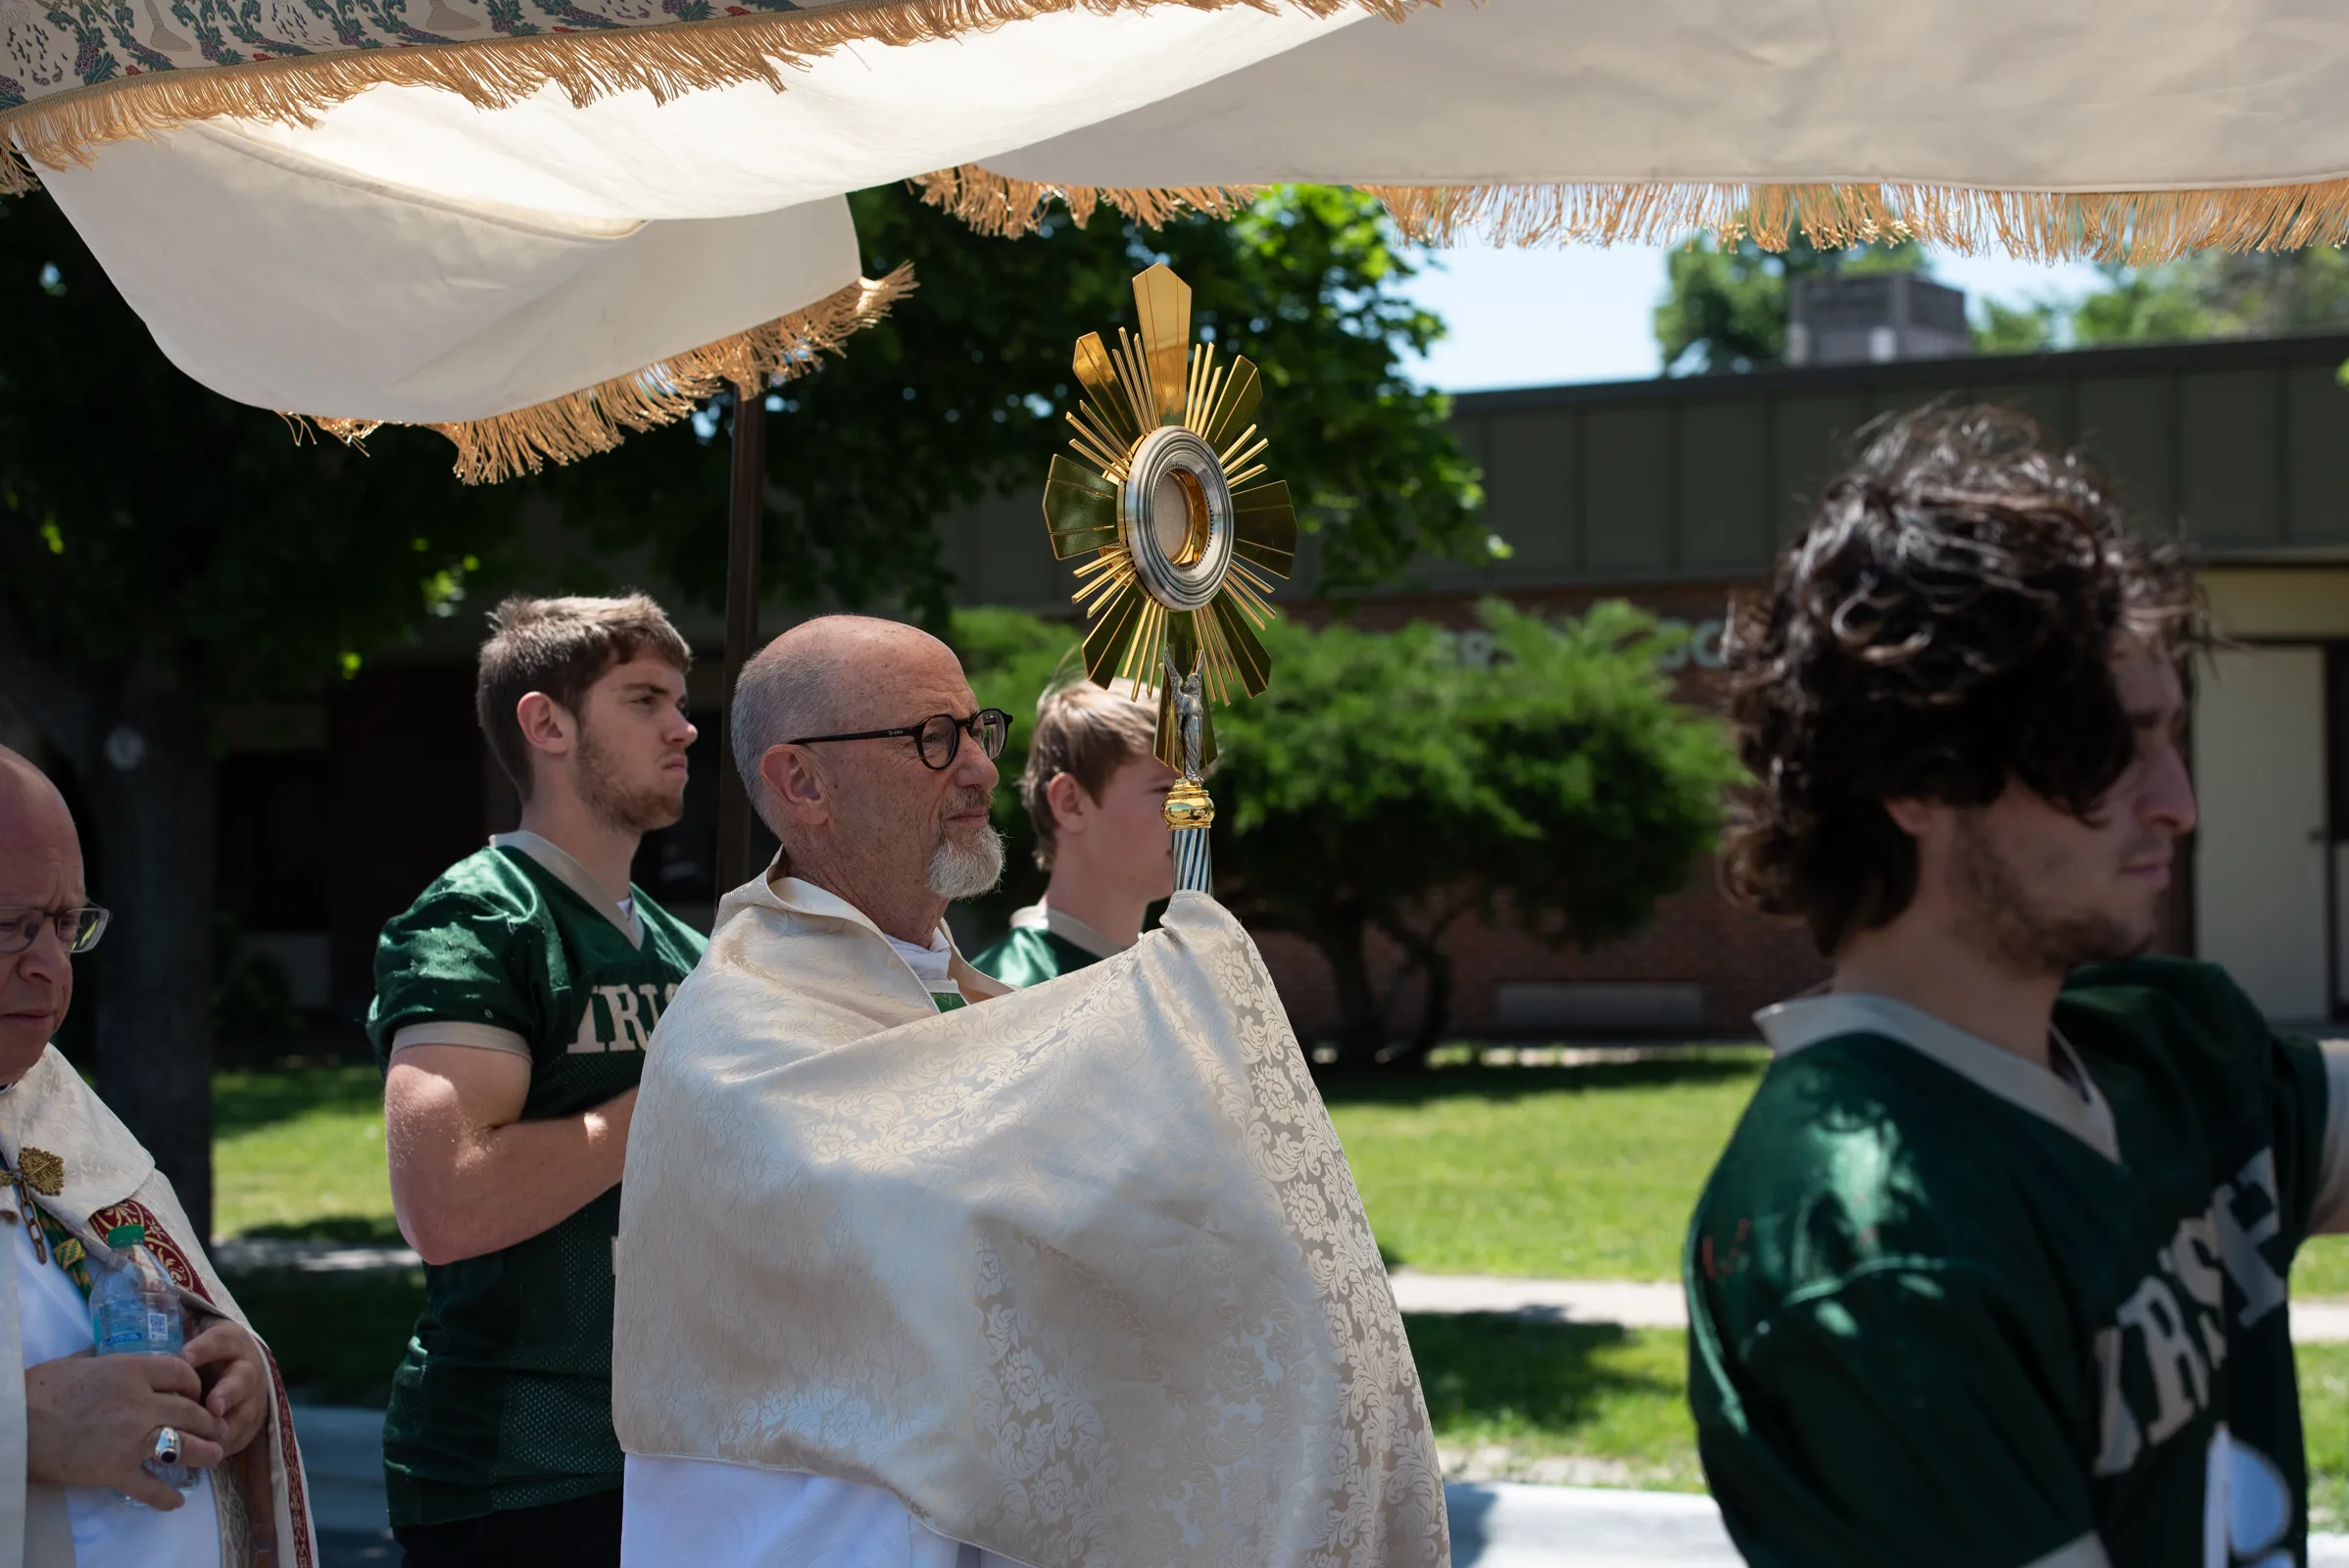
[87,1223,197,1491]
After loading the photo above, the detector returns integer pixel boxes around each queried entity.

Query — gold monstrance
[1041,263,1297,894]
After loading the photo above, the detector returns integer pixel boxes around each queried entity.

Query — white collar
[735,867,1009,1004]
[884,927,954,994]
[1008,903,1132,958]
[1754,992,2121,1163]
[492,830,642,948]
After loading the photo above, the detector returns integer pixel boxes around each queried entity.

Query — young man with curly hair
[1688,404,2349,1568]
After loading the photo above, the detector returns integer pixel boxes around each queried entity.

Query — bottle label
[93,1304,178,1356]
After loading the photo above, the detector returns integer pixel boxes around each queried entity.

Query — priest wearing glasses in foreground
[0,748,312,1566]
[613,614,1444,1568]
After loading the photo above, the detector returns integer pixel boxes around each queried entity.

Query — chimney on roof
[1786,273,1973,367]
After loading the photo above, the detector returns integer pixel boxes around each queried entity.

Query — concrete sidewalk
[1385,1269,2349,1343]
[223,1241,2349,1345]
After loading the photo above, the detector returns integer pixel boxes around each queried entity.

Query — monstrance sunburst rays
[1040,263,1297,776]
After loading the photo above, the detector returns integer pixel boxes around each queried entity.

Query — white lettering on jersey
[2116,1274,2208,1446]
[2213,1150,2288,1329]
[568,992,607,1054]
[603,984,648,1052]
[566,982,669,1054]
[2094,1150,2294,1480]
[2166,1213,2229,1374]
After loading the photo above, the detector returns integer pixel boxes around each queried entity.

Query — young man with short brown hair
[974,679,1174,986]
[1688,405,2349,1567]
[369,593,707,1566]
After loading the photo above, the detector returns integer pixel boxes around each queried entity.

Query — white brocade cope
[613,883,1446,1568]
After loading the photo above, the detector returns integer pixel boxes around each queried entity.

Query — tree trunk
[1366,926,1453,1070]
[1408,943,1453,1065]
[1308,906,1385,1067]
[84,662,217,1238]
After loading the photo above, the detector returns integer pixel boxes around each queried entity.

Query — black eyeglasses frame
[785,710,1012,772]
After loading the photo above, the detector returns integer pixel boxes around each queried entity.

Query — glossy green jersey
[367,833,707,1527]
[972,906,1122,988]
[1688,959,2349,1568]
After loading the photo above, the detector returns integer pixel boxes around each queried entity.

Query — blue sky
[1393,244,2115,393]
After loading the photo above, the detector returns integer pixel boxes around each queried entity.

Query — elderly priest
[0,748,314,1566]
[613,616,1444,1568]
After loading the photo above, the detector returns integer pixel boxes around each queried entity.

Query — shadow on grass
[236,1215,408,1245]
[1320,1051,1768,1109]
[225,1266,421,1407]
[1403,1312,1681,1437]
[214,1065,383,1139]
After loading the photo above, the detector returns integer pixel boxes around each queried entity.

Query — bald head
[730,616,964,797]
[0,747,84,1079]
[0,748,73,860]
[731,616,1004,937]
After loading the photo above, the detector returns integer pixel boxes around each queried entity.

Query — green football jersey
[1688,959,2348,1568]
[972,906,1117,988]
[367,834,706,1527]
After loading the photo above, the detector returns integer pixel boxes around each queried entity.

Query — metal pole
[715,379,765,895]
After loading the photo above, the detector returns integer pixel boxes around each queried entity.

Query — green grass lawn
[1323,1051,1767,1281]
[215,1065,400,1243]
[1407,1316,1701,1490]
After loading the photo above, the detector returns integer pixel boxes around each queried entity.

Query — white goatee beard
[928,823,1005,900]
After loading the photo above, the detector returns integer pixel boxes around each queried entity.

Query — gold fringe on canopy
[0,0,1411,194]
[913,162,2349,264]
[291,264,912,485]
[909,165,1255,237]
[1369,178,2349,264]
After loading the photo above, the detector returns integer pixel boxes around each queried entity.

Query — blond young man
[973,681,1175,987]
[368,595,707,1566]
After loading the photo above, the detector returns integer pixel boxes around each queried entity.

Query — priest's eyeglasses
[788,710,1012,771]
[0,906,111,956]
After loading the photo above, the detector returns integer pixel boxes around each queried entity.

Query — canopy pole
[714,379,766,897]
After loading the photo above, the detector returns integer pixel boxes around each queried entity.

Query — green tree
[955,601,1738,1065]
[1972,249,2349,357]
[1972,296,2067,355]
[0,188,526,1232]
[556,183,1491,622]
[1215,600,1737,1063]
[1654,235,1925,374]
